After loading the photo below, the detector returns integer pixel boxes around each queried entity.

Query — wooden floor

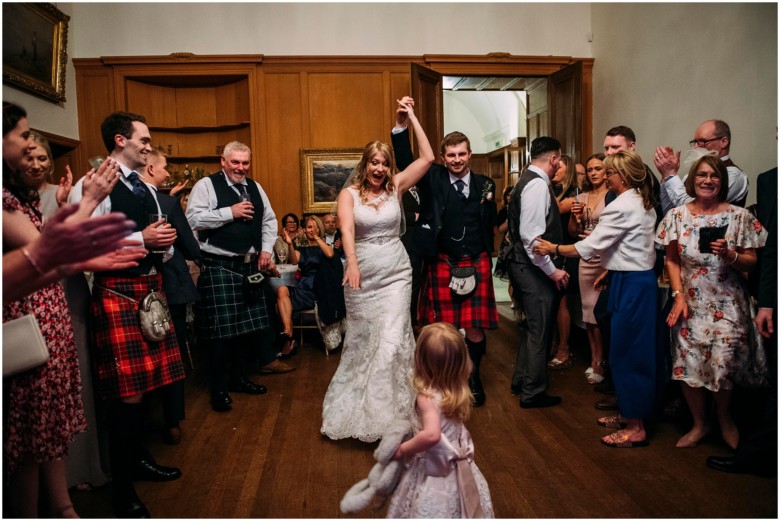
[72,302,777,518]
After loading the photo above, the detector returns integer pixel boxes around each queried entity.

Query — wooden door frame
[418,53,594,158]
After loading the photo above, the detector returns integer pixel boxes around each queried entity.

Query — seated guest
[657,153,767,449]
[273,212,304,263]
[322,213,342,250]
[275,215,335,355]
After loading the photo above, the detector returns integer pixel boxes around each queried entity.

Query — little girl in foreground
[387,322,494,518]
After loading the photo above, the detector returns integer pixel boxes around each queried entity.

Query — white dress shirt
[518,165,557,276]
[185,172,277,257]
[660,156,748,215]
[68,161,156,247]
[575,189,657,271]
[449,171,471,198]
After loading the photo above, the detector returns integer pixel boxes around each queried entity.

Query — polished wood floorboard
[72,303,777,518]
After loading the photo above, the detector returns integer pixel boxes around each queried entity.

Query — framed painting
[300,148,362,213]
[3,3,69,102]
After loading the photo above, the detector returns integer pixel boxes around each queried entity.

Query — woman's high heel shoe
[547,356,572,369]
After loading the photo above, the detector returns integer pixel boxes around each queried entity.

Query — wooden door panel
[411,63,443,156]
[549,61,583,163]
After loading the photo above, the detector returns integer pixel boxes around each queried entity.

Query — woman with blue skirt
[533,150,659,448]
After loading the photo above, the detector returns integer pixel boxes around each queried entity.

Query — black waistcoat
[198,172,264,254]
[438,184,485,258]
[507,168,562,266]
[103,179,160,276]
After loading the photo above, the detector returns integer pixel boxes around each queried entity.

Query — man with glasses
[654,119,749,215]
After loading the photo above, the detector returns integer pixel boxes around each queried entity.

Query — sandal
[547,357,572,369]
[597,415,627,429]
[601,430,649,448]
[585,367,594,376]
[587,372,605,384]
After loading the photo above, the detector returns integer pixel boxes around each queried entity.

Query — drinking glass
[148,213,168,253]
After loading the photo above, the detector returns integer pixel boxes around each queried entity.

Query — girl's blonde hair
[351,140,396,204]
[412,323,473,422]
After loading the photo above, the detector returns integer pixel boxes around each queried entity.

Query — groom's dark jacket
[391,128,497,258]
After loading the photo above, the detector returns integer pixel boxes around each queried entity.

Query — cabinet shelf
[165,155,221,163]
[148,122,250,134]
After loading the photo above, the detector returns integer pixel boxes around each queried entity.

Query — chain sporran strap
[95,284,172,342]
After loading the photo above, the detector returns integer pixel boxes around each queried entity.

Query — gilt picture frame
[300,148,362,213]
[3,3,69,103]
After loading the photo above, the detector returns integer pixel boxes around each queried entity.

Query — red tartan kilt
[419,252,498,330]
[91,274,185,399]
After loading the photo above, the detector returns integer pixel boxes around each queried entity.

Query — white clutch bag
[3,314,50,377]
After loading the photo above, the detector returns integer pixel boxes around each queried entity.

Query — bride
[321,97,434,441]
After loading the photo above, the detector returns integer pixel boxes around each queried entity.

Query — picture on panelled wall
[2,2,69,103]
[300,148,362,213]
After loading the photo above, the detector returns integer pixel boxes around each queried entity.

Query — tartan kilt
[91,273,185,400]
[196,256,270,339]
[419,252,498,330]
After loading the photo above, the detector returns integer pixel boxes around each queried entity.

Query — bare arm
[664,241,689,327]
[392,97,435,195]
[392,394,441,460]
[338,189,360,289]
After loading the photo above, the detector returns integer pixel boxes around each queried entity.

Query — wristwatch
[671,290,681,298]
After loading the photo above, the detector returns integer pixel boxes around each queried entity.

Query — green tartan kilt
[196,257,270,339]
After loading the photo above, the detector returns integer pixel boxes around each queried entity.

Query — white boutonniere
[480,183,494,204]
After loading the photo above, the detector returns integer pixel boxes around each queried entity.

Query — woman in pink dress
[569,153,609,384]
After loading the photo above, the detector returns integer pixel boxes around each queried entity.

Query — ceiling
[442,76,543,91]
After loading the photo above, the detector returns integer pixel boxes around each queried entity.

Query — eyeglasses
[689,136,724,147]
[284,221,297,226]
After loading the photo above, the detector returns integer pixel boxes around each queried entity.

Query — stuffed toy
[339,420,412,514]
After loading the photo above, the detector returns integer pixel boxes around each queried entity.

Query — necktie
[235,183,249,201]
[126,171,147,200]
[455,179,466,199]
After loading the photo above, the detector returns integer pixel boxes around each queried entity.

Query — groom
[392,102,498,407]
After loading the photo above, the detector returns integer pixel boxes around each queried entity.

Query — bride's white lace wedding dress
[321,187,416,442]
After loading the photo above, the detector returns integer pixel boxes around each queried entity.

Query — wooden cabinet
[73,55,261,184]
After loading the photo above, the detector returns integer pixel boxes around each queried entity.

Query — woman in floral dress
[657,154,767,449]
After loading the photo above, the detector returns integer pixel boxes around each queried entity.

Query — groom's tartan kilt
[420,252,498,330]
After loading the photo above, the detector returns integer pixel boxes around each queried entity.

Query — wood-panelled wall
[74,54,593,220]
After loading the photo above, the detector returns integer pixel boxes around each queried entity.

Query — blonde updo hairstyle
[603,150,655,210]
[352,140,397,204]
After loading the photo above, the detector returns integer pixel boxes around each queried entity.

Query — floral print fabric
[656,204,768,391]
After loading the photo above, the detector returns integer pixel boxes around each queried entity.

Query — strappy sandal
[587,361,607,384]
[601,430,649,448]
[547,356,572,369]
[597,415,627,429]
[276,333,297,359]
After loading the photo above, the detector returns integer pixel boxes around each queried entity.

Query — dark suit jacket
[391,129,497,258]
[157,192,201,305]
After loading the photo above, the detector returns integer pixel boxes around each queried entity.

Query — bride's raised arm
[392,97,434,194]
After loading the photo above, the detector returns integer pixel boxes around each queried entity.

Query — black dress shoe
[593,381,615,394]
[132,458,182,482]
[228,377,267,395]
[595,395,619,410]
[113,490,150,518]
[510,383,521,395]
[520,393,562,409]
[469,375,486,408]
[211,391,232,412]
[706,455,739,473]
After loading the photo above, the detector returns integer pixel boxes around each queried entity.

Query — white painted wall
[3,3,592,141]
[4,3,776,207]
[444,91,527,154]
[591,3,777,206]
